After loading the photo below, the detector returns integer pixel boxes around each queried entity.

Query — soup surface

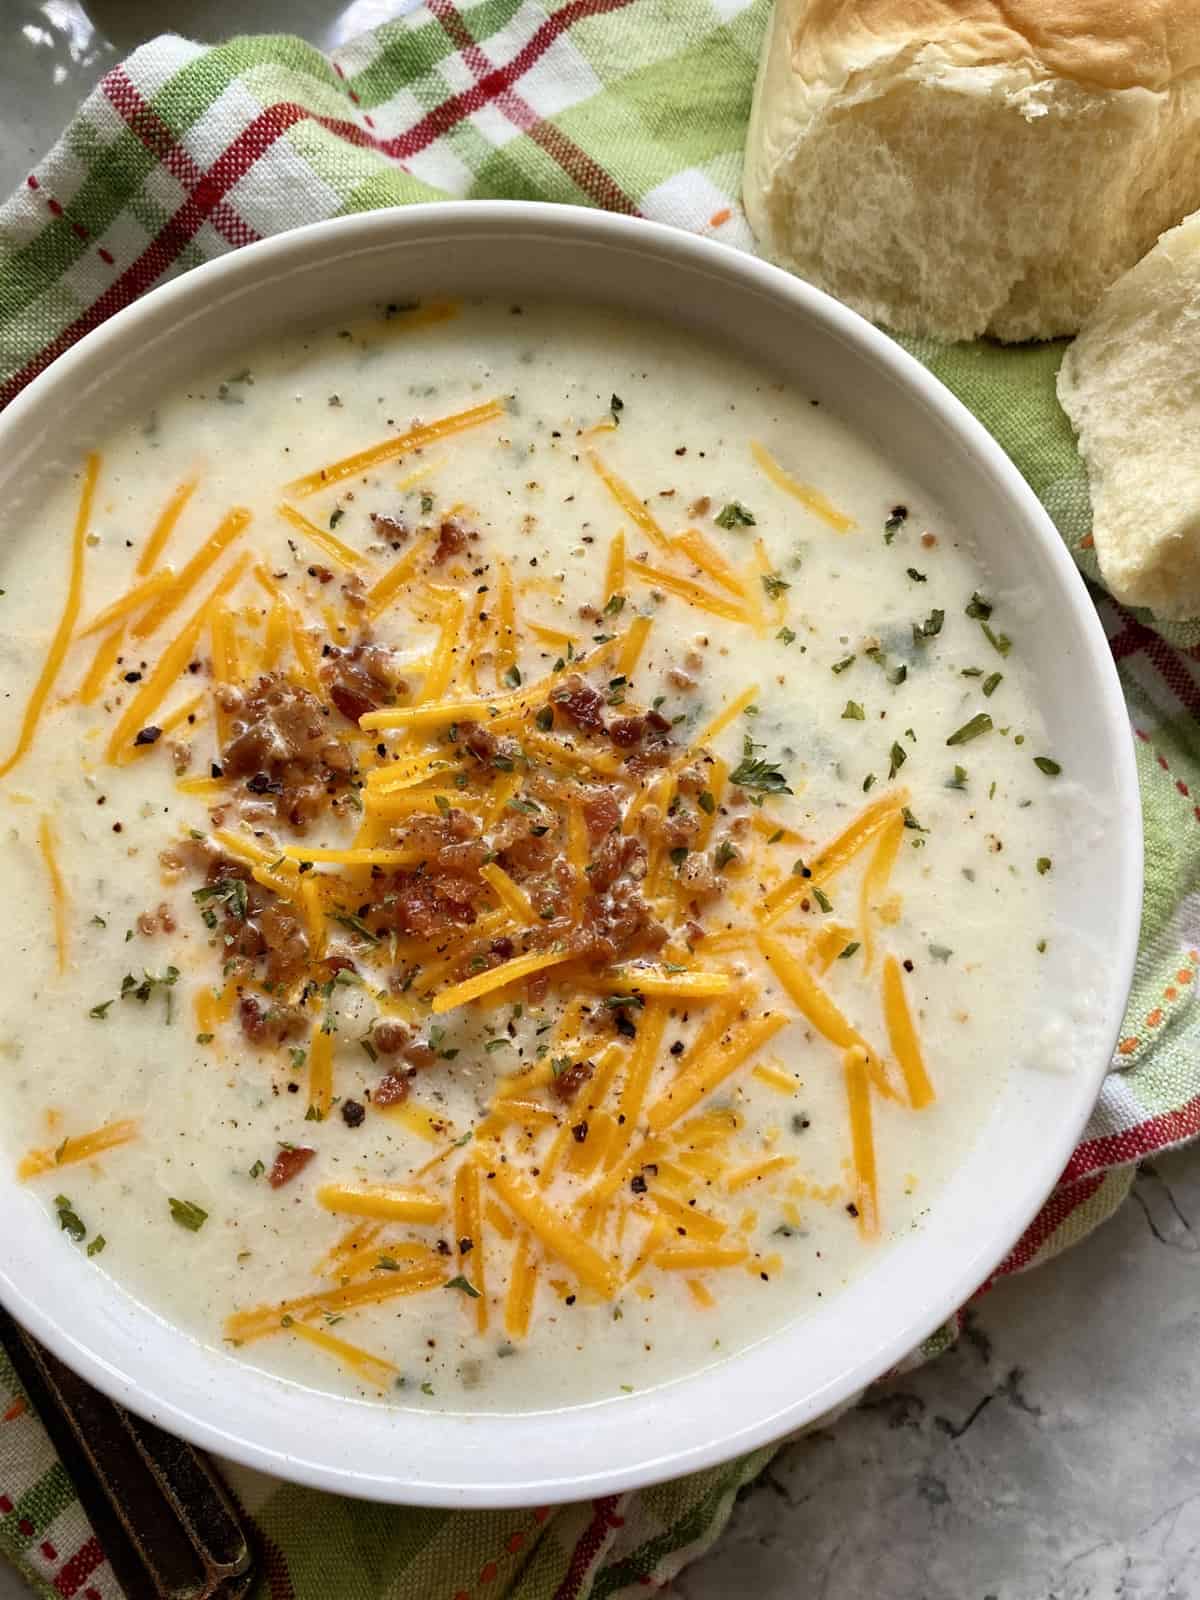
[0,301,1063,1410]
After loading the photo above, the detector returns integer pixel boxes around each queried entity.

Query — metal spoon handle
[0,1307,256,1599]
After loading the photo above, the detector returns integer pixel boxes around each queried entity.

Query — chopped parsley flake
[913,608,944,642]
[965,592,993,620]
[946,713,993,747]
[946,765,968,790]
[812,886,833,914]
[982,672,1003,697]
[168,1198,209,1232]
[761,573,790,600]
[193,877,249,926]
[777,626,797,645]
[330,911,379,944]
[832,655,856,674]
[730,735,792,796]
[445,1274,481,1298]
[888,742,907,778]
[838,941,860,960]
[980,621,1012,657]
[884,506,908,543]
[1037,857,1052,874]
[54,1194,86,1243]
[715,501,756,530]
[1034,756,1062,776]
[842,700,865,720]
[906,567,927,583]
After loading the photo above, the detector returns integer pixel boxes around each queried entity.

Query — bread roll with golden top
[744,0,1200,341]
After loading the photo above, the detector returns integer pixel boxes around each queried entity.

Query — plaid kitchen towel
[2,4,1199,1597]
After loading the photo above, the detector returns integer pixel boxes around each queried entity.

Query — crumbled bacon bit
[581,786,620,840]
[238,993,307,1046]
[268,1145,315,1188]
[550,1059,594,1103]
[432,519,468,565]
[570,875,668,964]
[689,496,711,518]
[320,643,406,724]
[584,831,645,894]
[679,853,721,905]
[137,903,176,937]
[369,512,408,544]
[675,763,707,796]
[373,1020,437,1069]
[608,716,646,748]
[373,1021,411,1055]
[551,674,606,734]
[461,722,519,771]
[373,1070,411,1107]
[220,673,355,829]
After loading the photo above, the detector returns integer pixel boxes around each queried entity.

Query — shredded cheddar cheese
[289,1321,398,1388]
[882,954,935,1110]
[79,569,175,638]
[132,508,252,640]
[285,400,505,499]
[37,815,68,975]
[317,1182,445,1223]
[0,453,98,780]
[18,1118,138,1181]
[276,501,369,570]
[750,440,856,533]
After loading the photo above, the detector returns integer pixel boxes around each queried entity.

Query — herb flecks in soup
[0,301,1058,1408]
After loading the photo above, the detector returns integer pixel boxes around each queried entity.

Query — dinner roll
[1058,209,1200,619]
[743,1,1200,341]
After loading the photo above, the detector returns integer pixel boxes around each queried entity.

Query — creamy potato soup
[0,301,1063,1410]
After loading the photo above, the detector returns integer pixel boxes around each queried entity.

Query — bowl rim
[0,200,1142,1505]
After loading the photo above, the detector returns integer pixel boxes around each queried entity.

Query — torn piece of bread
[1058,211,1200,620]
[744,0,1200,342]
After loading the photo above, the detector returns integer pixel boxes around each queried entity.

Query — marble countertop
[2,8,1197,1598]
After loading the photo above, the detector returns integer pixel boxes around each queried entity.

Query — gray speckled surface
[1,9,1196,1598]
[677,1148,1200,1600]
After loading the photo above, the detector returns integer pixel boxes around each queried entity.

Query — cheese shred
[0,453,98,780]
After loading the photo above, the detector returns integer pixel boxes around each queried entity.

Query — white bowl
[0,203,1141,1506]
